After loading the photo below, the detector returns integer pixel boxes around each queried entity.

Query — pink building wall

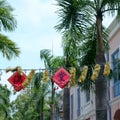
[69,18,120,120]
[109,18,120,120]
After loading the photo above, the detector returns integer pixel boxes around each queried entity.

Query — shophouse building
[70,85,96,120]
[108,17,120,120]
[70,17,120,120]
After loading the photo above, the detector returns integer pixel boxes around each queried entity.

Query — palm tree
[0,0,20,59]
[55,0,120,119]
[0,0,20,118]
[40,49,64,120]
[0,0,20,119]
[31,72,51,120]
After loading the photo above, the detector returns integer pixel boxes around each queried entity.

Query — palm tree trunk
[63,88,70,120]
[95,63,107,120]
[95,15,107,120]
[50,81,55,120]
[50,104,55,120]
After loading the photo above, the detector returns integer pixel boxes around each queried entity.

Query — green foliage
[11,94,32,120]
[0,0,17,31]
[40,49,53,69]
[11,50,65,120]
[11,72,51,120]
[40,49,65,69]
[0,34,20,60]
[55,0,120,92]
[31,73,52,120]
[0,84,11,120]
[55,1,120,119]
[62,29,83,68]
[55,0,93,33]
[0,0,20,60]
[51,56,65,69]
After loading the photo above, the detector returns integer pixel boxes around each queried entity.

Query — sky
[0,0,63,70]
[0,0,115,70]
[0,0,115,99]
[0,0,63,98]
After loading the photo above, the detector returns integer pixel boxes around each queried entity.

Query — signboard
[8,71,27,91]
[51,67,70,88]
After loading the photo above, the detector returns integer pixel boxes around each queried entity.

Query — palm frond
[40,49,53,68]
[0,0,17,31]
[55,0,93,33]
[0,34,20,60]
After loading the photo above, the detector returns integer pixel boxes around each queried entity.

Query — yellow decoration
[70,67,76,86]
[79,66,88,83]
[6,66,23,75]
[17,66,23,75]
[103,62,111,76]
[13,90,16,95]
[43,70,49,83]
[6,67,12,73]
[22,69,35,88]
[23,80,29,88]
[91,64,101,80]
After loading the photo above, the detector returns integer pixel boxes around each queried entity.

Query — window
[70,94,73,120]
[112,49,120,97]
[112,49,120,82]
[77,88,81,116]
[86,90,90,102]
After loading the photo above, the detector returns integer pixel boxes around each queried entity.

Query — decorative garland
[79,66,88,83]
[6,66,23,75]
[103,62,111,76]
[43,70,49,83]
[69,67,76,86]
[78,62,111,83]
[22,70,35,88]
[91,64,101,81]
[6,63,111,91]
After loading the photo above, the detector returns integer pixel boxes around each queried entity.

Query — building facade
[108,18,120,120]
[70,18,120,120]
[70,86,96,120]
